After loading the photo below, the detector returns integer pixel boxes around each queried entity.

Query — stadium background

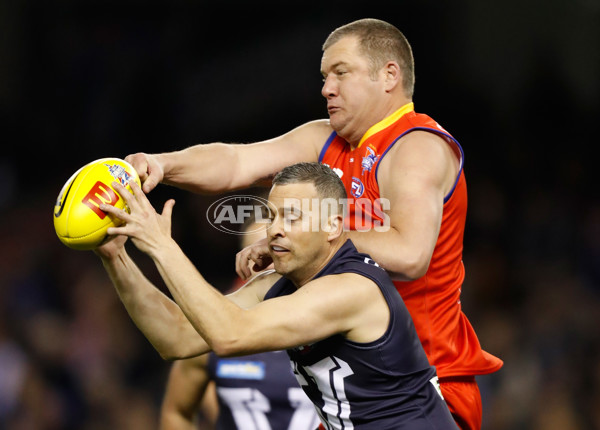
[1,1,598,428]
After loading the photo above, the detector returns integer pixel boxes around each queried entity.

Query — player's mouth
[327,104,341,115]
[270,244,290,255]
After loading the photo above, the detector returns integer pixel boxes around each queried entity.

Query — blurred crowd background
[1,1,599,429]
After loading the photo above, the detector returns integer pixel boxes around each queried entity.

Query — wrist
[94,240,127,262]
[148,236,181,263]
[154,153,170,183]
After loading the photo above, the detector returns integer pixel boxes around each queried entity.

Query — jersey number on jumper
[293,356,354,430]
[217,387,319,430]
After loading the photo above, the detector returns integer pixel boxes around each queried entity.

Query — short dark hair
[323,18,415,98]
[272,162,347,215]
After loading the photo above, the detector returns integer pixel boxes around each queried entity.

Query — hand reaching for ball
[100,180,176,257]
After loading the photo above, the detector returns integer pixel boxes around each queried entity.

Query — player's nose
[321,75,338,98]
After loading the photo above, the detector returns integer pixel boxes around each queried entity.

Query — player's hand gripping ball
[53,158,141,250]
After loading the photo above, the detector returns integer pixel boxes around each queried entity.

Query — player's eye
[283,207,301,223]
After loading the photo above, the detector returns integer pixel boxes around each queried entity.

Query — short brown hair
[272,162,347,218]
[273,162,346,199]
[323,18,415,98]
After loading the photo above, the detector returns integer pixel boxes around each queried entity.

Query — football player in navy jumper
[95,162,457,429]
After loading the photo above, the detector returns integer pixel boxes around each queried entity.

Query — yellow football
[53,157,141,250]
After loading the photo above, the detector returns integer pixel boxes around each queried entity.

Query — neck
[352,101,414,149]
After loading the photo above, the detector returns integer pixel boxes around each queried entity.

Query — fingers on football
[125,153,149,181]
[100,202,130,221]
[129,180,147,206]
[111,180,144,210]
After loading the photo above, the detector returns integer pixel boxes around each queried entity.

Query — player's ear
[383,61,401,92]
[325,215,344,241]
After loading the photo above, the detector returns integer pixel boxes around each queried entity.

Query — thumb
[142,159,165,193]
[142,176,159,194]
[162,199,176,219]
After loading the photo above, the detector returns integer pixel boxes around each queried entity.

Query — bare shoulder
[302,273,389,343]
[302,272,382,308]
[378,130,460,195]
[306,271,373,287]
[293,118,334,139]
[388,130,456,165]
[276,119,334,155]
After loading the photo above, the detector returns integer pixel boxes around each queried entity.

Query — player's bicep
[235,120,332,186]
[385,169,443,242]
[239,274,368,351]
[378,133,450,249]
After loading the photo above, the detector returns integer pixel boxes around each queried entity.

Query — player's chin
[328,115,349,135]
[328,112,342,127]
[272,259,290,276]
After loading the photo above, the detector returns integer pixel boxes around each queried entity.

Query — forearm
[158,143,247,193]
[347,229,433,280]
[159,411,197,430]
[99,248,211,359]
[158,141,282,193]
[160,357,209,430]
[150,239,248,356]
[156,121,330,194]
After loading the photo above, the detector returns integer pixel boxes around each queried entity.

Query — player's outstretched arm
[125,119,332,194]
[102,180,383,356]
[95,237,211,360]
[96,233,277,360]
[101,180,278,356]
[160,354,213,430]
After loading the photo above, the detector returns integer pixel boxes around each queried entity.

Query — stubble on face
[268,185,331,286]
[321,37,383,146]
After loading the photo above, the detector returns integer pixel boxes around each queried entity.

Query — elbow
[154,340,206,361]
[209,329,254,357]
[387,255,430,281]
[156,344,191,361]
[210,338,245,357]
[404,263,428,280]
[211,344,233,357]
[158,350,179,361]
